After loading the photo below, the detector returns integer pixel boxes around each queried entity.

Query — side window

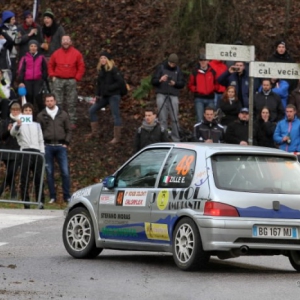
[116,149,170,188]
[158,149,196,188]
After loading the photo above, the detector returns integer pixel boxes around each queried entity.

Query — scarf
[46,105,58,120]
[10,113,20,121]
[141,119,158,131]
[22,21,37,30]
[42,20,58,37]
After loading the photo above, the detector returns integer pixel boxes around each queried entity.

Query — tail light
[204,202,239,217]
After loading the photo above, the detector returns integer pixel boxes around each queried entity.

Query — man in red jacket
[188,54,218,123]
[48,35,85,129]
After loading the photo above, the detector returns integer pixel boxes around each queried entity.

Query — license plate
[252,225,298,239]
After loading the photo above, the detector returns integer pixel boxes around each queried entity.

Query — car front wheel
[62,207,102,258]
[172,217,210,271]
[289,251,300,272]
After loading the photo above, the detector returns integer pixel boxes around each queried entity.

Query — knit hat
[28,40,39,47]
[100,51,112,60]
[240,108,249,113]
[275,40,286,48]
[1,10,15,25]
[168,53,178,64]
[23,10,32,19]
[43,8,55,19]
[199,54,206,60]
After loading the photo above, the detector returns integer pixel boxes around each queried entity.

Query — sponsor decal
[116,191,124,206]
[163,176,185,184]
[145,222,170,241]
[157,190,169,210]
[102,227,138,238]
[101,213,131,220]
[168,187,202,210]
[123,190,147,207]
[100,194,115,205]
[72,187,92,199]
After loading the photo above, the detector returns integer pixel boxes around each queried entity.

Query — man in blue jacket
[273,104,300,152]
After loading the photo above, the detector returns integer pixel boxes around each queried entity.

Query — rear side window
[158,149,196,188]
[212,154,300,194]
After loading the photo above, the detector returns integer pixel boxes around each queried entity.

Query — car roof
[146,142,296,159]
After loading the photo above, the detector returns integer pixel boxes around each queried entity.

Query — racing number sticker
[175,155,195,176]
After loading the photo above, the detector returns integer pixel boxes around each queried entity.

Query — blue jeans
[89,95,122,126]
[45,145,70,201]
[195,98,215,123]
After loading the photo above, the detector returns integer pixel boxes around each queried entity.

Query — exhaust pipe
[239,245,249,254]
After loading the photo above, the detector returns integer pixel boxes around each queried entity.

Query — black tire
[62,207,102,259]
[172,217,210,271]
[289,251,300,272]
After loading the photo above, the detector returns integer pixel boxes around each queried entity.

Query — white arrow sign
[250,61,300,79]
[205,43,255,62]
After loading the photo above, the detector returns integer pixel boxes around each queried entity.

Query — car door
[148,148,197,243]
[99,148,171,243]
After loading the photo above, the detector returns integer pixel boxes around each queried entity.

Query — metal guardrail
[0,149,45,209]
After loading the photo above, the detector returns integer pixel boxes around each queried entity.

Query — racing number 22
[175,155,194,176]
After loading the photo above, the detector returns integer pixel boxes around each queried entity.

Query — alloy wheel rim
[66,214,92,251]
[175,223,194,263]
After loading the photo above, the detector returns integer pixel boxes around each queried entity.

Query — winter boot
[109,126,121,144]
[85,122,99,139]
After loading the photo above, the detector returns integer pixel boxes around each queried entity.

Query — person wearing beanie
[17,9,43,58]
[48,35,85,128]
[0,102,21,199]
[85,50,124,143]
[268,40,297,93]
[151,53,185,142]
[0,10,21,86]
[41,8,65,60]
[18,39,48,112]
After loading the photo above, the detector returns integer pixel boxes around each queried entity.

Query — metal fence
[0,149,45,209]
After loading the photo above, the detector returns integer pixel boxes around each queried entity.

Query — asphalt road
[0,209,299,300]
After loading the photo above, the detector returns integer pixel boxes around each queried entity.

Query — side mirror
[103,176,116,189]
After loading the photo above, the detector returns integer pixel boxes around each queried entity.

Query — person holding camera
[151,53,185,142]
[188,54,217,123]
[273,104,300,153]
[218,61,259,108]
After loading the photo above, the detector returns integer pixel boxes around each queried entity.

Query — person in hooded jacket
[253,106,276,148]
[17,10,43,58]
[40,8,65,61]
[86,51,123,143]
[151,53,185,142]
[18,40,48,112]
[0,102,21,198]
[134,107,169,153]
[193,107,224,143]
[268,40,297,93]
[188,54,217,123]
[0,10,21,86]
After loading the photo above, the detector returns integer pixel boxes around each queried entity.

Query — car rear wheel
[62,207,102,258]
[289,251,300,272]
[172,217,210,271]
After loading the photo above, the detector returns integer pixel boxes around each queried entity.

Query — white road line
[0,242,8,247]
[0,213,58,230]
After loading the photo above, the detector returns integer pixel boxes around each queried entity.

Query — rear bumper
[196,217,300,251]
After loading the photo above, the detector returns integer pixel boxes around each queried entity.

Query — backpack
[115,68,129,97]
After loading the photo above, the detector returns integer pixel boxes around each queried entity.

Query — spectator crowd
[0,8,300,207]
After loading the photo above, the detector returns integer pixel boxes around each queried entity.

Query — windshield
[212,154,300,194]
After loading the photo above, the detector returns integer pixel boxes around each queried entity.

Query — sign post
[206,43,255,145]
